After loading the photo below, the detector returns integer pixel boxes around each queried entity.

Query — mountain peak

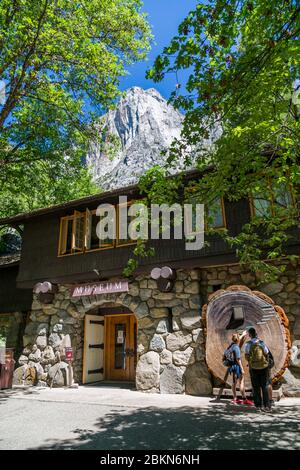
[87,87,184,189]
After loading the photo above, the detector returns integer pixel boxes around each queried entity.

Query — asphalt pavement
[0,385,300,450]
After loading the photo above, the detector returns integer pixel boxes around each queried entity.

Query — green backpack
[249,341,269,370]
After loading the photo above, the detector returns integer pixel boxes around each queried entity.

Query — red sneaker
[231,399,243,404]
[243,399,254,406]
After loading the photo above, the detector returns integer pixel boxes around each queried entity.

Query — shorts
[267,367,272,385]
[228,364,242,379]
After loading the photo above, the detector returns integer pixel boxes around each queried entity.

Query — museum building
[0,171,299,395]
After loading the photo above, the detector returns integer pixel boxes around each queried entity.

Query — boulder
[160,349,172,365]
[22,346,32,356]
[160,364,184,394]
[184,281,200,294]
[36,323,49,336]
[13,365,27,385]
[48,332,62,349]
[36,335,47,350]
[28,345,41,362]
[47,362,69,387]
[185,363,213,396]
[135,302,149,319]
[150,334,165,353]
[282,369,300,397]
[156,319,168,334]
[173,347,195,367]
[291,341,300,368]
[52,323,63,333]
[150,308,169,319]
[180,311,202,330]
[18,355,29,366]
[261,282,283,296]
[166,331,192,352]
[136,351,160,391]
[137,332,149,355]
[41,345,55,365]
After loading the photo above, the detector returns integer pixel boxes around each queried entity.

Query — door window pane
[114,324,126,370]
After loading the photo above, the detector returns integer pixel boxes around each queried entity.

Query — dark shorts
[267,368,272,385]
[228,364,242,379]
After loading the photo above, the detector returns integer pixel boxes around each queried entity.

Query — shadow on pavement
[30,404,300,450]
[0,386,42,403]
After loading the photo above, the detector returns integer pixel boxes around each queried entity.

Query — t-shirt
[244,338,269,356]
[228,343,241,363]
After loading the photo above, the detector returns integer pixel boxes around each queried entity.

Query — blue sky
[119,0,198,100]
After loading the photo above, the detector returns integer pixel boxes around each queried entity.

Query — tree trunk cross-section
[202,285,291,389]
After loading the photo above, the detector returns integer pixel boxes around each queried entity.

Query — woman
[224,332,253,405]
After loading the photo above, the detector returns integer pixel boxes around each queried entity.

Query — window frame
[58,215,80,257]
[249,184,297,219]
[116,201,137,248]
[58,203,138,257]
[85,208,116,253]
[184,192,227,237]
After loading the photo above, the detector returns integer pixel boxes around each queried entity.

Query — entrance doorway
[82,312,137,384]
[105,314,137,382]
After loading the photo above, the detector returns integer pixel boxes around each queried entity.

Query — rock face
[87,87,184,189]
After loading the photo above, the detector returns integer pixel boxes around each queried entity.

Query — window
[207,199,226,229]
[116,201,137,247]
[251,192,272,218]
[85,209,114,251]
[58,212,85,255]
[58,204,136,256]
[251,184,296,218]
[185,192,226,237]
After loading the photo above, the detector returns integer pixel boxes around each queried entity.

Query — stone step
[213,386,283,401]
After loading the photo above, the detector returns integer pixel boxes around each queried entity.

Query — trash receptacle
[0,348,15,390]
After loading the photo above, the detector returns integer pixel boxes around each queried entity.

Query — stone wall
[13,260,300,396]
[13,269,212,394]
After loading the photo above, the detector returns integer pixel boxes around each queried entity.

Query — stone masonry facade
[13,259,300,396]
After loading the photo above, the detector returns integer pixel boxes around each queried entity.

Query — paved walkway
[0,385,300,450]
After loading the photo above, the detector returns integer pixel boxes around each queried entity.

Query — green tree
[146,0,300,280]
[0,0,151,211]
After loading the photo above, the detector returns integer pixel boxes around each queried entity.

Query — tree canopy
[146,0,300,280]
[0,0,151,218]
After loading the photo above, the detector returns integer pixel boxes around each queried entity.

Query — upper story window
[207,199,226,229]
[185,190,226,237]
[58,203,135,257]
[250,184,296,218]
[58,212,85,255]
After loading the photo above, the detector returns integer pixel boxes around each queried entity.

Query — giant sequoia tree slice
[202,286,291,389]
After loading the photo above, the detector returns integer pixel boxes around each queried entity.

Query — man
[245,328,271,412]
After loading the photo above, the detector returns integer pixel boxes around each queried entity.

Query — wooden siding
[15,197,300,288]
[0,265,32,312]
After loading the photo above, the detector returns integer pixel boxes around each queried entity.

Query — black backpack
[223,343,236,367]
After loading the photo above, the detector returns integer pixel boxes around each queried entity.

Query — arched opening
[82,303,137,385]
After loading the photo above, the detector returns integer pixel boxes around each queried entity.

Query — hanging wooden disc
[202,285,291,389]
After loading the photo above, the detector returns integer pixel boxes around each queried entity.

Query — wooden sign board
[71,280,129,298]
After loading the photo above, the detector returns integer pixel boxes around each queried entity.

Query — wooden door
[105,314,137,381]
[83,315,104,384]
